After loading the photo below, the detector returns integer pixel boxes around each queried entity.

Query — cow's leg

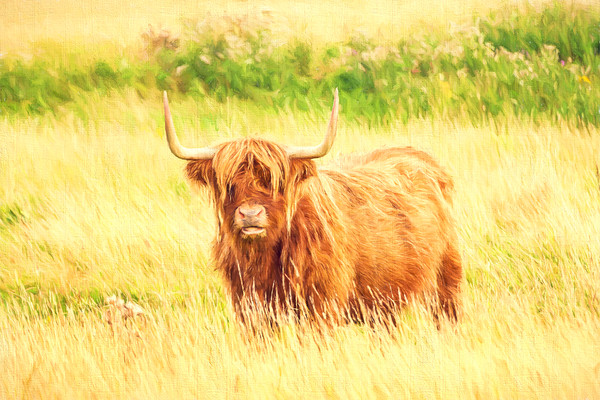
[304,288,348,330]
[436,243,463,322]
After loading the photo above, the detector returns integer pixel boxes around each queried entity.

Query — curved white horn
[287,88,339,159]
[163,91,217,160]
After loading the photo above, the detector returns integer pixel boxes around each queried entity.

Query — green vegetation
[1,3,599,125]
[0,202,27,229]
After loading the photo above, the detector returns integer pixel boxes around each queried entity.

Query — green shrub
[481,3,600,67]
[0,3,598,126]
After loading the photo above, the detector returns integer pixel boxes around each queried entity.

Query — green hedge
[1,2,599,125]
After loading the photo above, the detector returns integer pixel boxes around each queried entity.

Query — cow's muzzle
[235,204,267,238]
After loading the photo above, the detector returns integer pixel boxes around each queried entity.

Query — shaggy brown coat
[186,139,462,324]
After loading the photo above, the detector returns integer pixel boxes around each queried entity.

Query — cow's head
[163,90,339,244]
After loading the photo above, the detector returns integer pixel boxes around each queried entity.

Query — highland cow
[163,90,462,326]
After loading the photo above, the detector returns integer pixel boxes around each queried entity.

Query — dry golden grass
[1,91,600,398]
[1,0,600,398]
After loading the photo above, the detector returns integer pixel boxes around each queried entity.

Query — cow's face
[224,159,284,241]
[163,89,338,244]
[186,138,316,243]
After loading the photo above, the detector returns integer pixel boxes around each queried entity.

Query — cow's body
[164,90,462,326]
[188,143,462,324]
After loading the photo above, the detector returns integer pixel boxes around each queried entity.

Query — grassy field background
[1,0,600,398]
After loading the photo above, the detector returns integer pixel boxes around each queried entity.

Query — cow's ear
[185,160,215,187]
[290,159,317,183]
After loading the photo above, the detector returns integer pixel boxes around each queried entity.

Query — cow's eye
[227,185,236,199]
[256,171,271,191]
[258,179,271,192]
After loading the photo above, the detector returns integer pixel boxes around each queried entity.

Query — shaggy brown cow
[163,90,462,326]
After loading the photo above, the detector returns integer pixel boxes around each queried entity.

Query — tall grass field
[1,0,600,398]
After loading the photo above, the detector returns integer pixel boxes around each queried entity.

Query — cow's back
[328,146,454,202]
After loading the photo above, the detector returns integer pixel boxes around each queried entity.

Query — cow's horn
[163,91,217,160]
[287,88,339,159]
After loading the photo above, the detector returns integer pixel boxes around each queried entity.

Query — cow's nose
[237,204,265,218]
